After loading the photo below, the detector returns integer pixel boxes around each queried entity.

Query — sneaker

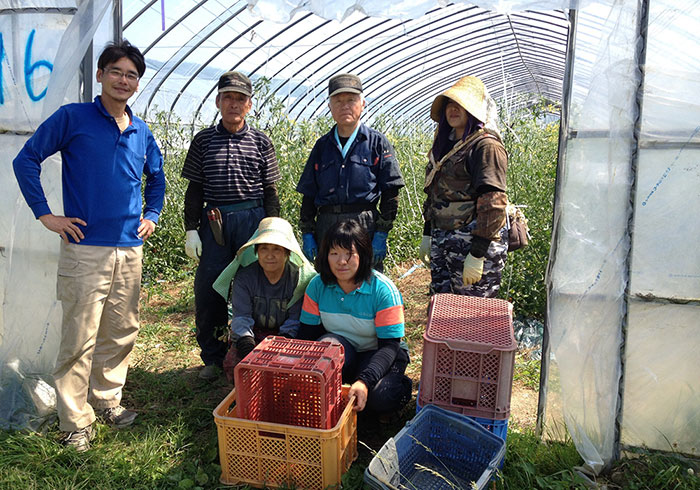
[60,424,95,452]
[198,364,222,381]
[96,405,138,428]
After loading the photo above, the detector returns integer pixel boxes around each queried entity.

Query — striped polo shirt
[300,270,405,352]
[181,121,280,203]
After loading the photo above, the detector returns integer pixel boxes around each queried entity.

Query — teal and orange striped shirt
[300,270,404,352]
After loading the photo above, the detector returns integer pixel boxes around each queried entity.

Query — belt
[318,202,375,214]
[209,199,263,213]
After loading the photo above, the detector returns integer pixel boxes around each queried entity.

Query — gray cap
[218,71,252,97]
[328,73,362,97]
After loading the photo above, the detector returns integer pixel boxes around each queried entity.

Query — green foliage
[374,118,433,265]
[143,81,557,319]
[607,448,700,490]
[496,423,588,489]
[499,102,559,319]
[142,110,199,284]
[513,352,541,390]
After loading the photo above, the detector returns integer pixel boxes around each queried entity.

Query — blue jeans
[194,205,265,367]
[318,333,412,414]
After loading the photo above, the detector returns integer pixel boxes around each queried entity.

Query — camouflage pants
[430,221,508,298]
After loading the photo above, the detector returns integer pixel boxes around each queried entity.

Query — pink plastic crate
[234,336,344,429]
[418,294,516,420]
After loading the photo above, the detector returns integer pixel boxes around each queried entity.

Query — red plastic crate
[234,336,344,429]
[418,294,516,420]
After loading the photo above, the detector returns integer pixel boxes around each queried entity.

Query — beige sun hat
[212,217,316,303]
[430,76,488,124]
[237,217,304,258]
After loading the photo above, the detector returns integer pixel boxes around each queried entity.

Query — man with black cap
[181,71,281,380]
[296,73,404,269]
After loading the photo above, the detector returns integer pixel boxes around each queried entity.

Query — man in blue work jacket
[13,41,165,452]
[296,73,404,271]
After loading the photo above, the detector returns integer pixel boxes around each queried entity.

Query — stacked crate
[418,294,516,442]
[214,336,357,489]
[364,404,506,490]
[234,336,344,430]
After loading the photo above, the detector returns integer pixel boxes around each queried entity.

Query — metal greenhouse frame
[1,0,698,478]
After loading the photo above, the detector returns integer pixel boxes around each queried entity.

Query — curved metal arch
[396,62,564,125]
[373,11,568,126]
[362,16,567,123]
[411,61,564,120]
[247,16,331,77]
[347,10,507,94]
[507,10,570,34]
[260,16,389,110]
[167,20,263,117]
[282,5,484,118]
[262,4,475,110]
[143,5,248,114]
[122,0,158,31]
[282,16,415,116]
[301,6,493,118]
[366,52,508,123]
[141,0,211,55]
[304,8,568,119]
[370,50,557,124]
[357,22,517,105]
[356,26,522,120]
[191,12,316,125]
[124,4,568,127]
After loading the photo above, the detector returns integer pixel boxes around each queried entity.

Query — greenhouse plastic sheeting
[0,0,112,430]
[545,0,700,473]
[1,0,698,474]
[125,1,569,129]
[246,0,571,23]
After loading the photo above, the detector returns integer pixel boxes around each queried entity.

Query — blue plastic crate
[364,404,506,490]
[417,384,509,442]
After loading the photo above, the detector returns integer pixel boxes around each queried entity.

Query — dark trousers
[194,205,265,367]
[318,333,412,414]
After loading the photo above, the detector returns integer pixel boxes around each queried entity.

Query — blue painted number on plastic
[25,29,54,101]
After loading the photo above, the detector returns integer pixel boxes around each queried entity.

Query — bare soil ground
[138,261,539,437]
[391,261,538,429]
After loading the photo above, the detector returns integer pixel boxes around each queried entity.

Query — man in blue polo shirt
[296,73,404,271]
[181,71,281,381]
[13,41,165,451]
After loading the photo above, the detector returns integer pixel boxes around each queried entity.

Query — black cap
[328,73,362,97]
[218,71,252,97]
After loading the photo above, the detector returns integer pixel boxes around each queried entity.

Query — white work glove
[462,254,485,285]
[185,230,202,260]
[419,236,431,266]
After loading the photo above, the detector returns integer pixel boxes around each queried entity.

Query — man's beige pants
[55,242,142,432]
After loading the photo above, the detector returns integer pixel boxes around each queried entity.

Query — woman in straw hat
[213,217,316,382]
[419,76,509,297]
[298,220,412,416]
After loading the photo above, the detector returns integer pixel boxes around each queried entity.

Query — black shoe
[198,364,222,381]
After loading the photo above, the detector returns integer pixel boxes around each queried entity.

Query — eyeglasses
[106,68,139,82]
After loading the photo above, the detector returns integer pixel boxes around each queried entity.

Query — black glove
[236,336,256,360]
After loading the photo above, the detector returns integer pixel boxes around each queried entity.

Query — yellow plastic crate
[213,385,358,489]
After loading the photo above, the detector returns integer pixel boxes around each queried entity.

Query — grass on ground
[0,267,698,489]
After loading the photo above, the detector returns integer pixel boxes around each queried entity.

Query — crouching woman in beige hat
[419,76,509,297]
[213,217,316,381]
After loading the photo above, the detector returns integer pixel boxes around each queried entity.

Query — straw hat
[430,76,488,124]
[237,217,304,259]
